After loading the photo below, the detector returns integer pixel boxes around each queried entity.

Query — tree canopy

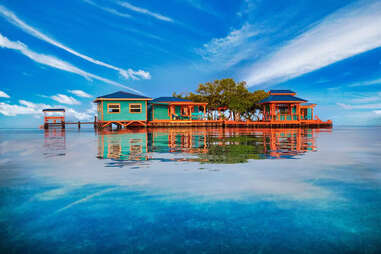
[173,78,268,120]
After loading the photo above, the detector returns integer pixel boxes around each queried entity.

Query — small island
[42,79,332,129]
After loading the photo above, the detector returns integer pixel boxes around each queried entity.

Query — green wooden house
[94,91,152,127]
[149,97,207,121]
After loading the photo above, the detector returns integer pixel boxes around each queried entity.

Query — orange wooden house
[259,90,327,125]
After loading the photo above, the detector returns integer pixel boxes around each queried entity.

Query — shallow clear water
[0,127,380,253]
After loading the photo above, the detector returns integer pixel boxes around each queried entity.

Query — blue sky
[1,0,381,127]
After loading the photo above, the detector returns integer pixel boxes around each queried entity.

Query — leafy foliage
[173,78,269,120]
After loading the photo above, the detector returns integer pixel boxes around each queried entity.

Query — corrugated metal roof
[269,90,295,94]
[259,95,307,103]
[96,91,151,99]
[152,97,191,102]
[42,108,65,112]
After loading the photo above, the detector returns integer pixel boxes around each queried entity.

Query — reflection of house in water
[96,128,328,165]
[261,128,318,158]
[150,128,208,154]
[97,129,149,162]
[43,129,66,157]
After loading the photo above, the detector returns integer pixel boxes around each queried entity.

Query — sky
[0,0,381,127]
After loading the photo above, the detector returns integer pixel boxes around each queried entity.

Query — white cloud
[245,0,381,86]
[0,5,150,80]
[82,0,132,19]
[0,100,94,120]
[196,23,258,69]
[349,77,381,87]
[118,1,173,22]
[0,90,10,98]
[337,102,381,110]
[0,100,48,116]
[68,90,92,98]
[0,33,143,94]
[51,94,80,105]
[120,69,151,80]
[351,96,380,103]
[351,92,381,103]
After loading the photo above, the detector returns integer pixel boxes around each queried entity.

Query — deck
[42,119,332,129]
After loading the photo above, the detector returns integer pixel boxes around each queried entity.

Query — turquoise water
[0,127,380,253]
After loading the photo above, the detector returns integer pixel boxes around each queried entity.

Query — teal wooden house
[94,91,152,127]
[149,97,207,121]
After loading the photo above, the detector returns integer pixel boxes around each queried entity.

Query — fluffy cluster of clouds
[0,99,95,120]
[50,94,80,105]
[0,90,10,98]
[0,88,95,120]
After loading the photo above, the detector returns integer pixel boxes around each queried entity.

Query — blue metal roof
[269,90,295,94]
[259,95,307,103]
[152,97,192,102]
[96,91,151,99]
[42,108,65,112]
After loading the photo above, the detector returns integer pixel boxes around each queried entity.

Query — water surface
[0,127,380,253]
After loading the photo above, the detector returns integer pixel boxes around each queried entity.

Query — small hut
[42,108,65,129]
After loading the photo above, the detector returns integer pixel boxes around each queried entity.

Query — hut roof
[95,91,151,101]
[152,97,192,102]
[259,95,307,104]
[269,89,296,95]
[42,108,65,112]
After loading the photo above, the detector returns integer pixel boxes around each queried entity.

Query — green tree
[173,78,269,121]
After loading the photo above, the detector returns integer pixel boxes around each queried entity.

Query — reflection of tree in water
[197,135,266,164]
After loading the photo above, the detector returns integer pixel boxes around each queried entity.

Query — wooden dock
[42,121,97,129]
[42,119,332,129]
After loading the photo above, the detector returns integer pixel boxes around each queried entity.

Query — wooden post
[271,104,275,121]
[263,104,266,121]
[311,107,314,120]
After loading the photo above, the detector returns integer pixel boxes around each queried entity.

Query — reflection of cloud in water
[1,127,380,204]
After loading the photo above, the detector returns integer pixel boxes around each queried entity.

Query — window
[129,103,142,113]
[108,103,120,113]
